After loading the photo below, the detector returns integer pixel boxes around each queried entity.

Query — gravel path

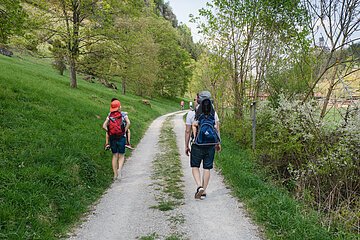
[67,112,262,240]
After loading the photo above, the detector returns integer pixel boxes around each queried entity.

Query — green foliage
[249,96,360,236]
[188,52,232,117]
[138,232,158,240]
[266,52,314,99]
[177,24,203,60]
[0,0,26,43]
[10,0,196,96]
[216,136,335,240]
[194,0,310,119]
[149,17,193,97]
[0,54,179,239]
[50,39,67,75]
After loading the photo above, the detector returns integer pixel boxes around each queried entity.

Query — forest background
[1,0,359,238]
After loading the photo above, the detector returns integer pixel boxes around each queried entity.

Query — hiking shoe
[195,186,204,199]
[125,144,135,150]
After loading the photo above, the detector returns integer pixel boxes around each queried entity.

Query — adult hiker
[185,91,221,200]
[102,99,131,180]
[104,99,134,150]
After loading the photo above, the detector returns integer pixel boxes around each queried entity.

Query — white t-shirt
[185,110,219,125]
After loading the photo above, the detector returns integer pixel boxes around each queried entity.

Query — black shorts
[190,144,215,169]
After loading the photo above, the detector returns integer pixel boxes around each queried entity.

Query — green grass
[137,232,158,240]
[148,117,186,239]
[151,117,184,210]
[0,54,180,239]
[215,135,357,240]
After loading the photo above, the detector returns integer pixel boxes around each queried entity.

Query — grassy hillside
[0,54,180,239]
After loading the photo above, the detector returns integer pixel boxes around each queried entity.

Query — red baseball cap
[110,100,121,112]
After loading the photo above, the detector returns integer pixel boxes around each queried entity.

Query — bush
[227,95,360,234]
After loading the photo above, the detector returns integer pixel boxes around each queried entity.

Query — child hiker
[102,99,131,180]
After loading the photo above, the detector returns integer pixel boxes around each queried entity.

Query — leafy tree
[303,0,360,119]
[195,0,309,119]
[177,24,203,60]
[0,0,26,43]
[114,16,160,96]
[23,0,124,88]
[189,51,232,118]
[50,39,67,75]
[149,17,193,97]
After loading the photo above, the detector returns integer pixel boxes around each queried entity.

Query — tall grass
[0,54,179,239]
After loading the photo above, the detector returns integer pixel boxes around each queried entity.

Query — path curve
[67,111,262,240]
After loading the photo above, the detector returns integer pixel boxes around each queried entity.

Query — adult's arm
[102,118,109,132]
[185,124,192,156]
[215,112,221,151]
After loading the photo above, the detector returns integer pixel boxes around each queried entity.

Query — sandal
[194,186,204,199]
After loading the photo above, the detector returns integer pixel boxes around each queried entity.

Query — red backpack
[108,111,125,136]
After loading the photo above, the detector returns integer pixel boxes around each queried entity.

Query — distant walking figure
[103,99,131,180]
[185,91,221,200]
[180,100,184,110]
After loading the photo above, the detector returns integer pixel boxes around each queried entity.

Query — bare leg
[192,167,202,187]
[112,153,119,179]
[202,169,211,193]
[118,153,125,174]
[127,129,131,145]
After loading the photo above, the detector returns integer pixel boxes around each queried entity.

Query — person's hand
[104,144,111,151]
[185,146,191,156]
[215,144,221,152]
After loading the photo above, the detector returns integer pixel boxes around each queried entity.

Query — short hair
[111,98,118,102]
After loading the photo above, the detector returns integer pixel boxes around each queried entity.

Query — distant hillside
[315,70,360,99]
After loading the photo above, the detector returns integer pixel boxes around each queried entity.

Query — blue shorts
[190,144,215,169]
[109,135,126,154]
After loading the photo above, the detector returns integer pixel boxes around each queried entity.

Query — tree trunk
[122,79,126,95]
[320,81,335,119]
[69,56,77,88]
[233,67,242,119]
[320,64,340,119]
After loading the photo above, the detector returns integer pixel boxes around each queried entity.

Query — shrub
[228,95,359,234]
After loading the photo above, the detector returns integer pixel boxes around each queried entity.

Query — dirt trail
[67,112,262,240]
[172,112,261,240]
